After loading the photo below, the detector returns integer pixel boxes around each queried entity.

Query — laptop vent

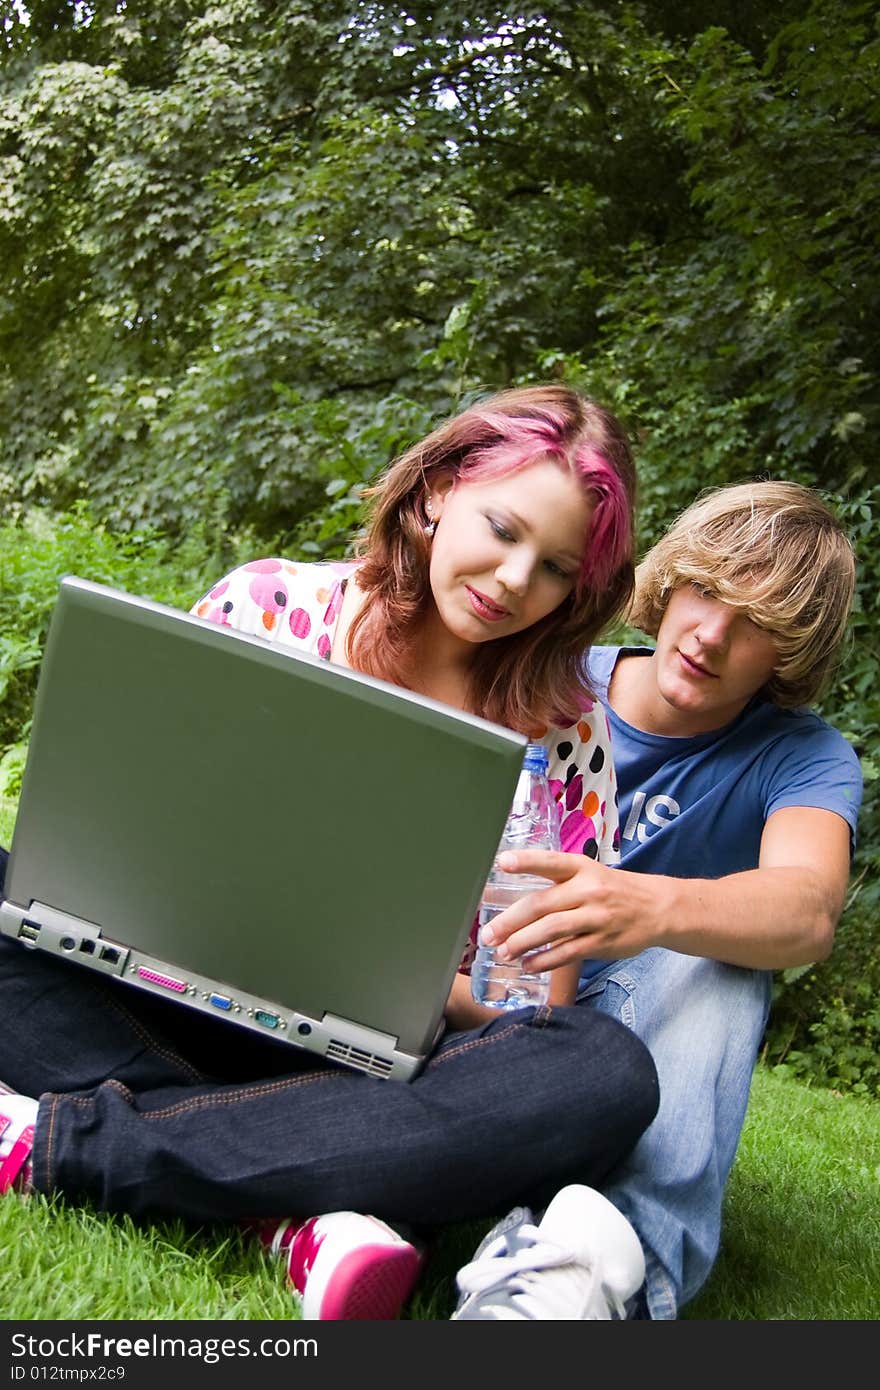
[326,1039,394,1079]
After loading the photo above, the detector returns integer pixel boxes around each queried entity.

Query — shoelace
[457,1227,627,1320]
[457,1226,561,1290]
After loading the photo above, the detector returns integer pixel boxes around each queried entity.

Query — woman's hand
[478,849,668,969]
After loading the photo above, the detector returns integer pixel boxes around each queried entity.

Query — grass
[682,1067,880,1320]
[2,1058,878,1320]
[2,796,878,1319]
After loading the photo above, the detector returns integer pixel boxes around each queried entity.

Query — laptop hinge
[13,901,129,977]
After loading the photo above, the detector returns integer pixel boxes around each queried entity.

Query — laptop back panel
[1,578,525,1078]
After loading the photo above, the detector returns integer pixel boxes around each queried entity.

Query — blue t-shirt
[578,645,863,984]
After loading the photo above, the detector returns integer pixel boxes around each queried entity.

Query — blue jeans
[580,948,772,1319]
[0,849,658,1228]
[2,845,765,1316]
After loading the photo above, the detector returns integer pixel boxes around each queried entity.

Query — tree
[1,3,695,534]
[2,3,875,543]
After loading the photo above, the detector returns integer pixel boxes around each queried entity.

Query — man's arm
[479,806,852,973]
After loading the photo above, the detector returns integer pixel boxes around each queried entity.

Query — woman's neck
[332,576,474,711]
[406,612,475,710]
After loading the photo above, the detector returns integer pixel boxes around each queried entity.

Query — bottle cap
[523,742,549,773]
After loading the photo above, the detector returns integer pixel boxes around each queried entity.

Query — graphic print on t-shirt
[621,790,681,844]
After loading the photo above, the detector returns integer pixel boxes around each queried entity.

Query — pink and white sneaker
[259,1212,423,1320]
[0,1079,37,1196]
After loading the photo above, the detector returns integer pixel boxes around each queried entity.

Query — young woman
[194,386,637,1018]
[0,386,659,1320]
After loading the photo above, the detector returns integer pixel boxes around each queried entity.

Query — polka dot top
[191,556,359,659]
[191,558,621,965]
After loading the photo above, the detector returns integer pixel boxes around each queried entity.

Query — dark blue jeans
[0,846,658,1226]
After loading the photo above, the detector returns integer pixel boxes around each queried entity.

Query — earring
[424,500,436,538]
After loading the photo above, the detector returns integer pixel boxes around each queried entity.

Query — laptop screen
[3,578,526,1065]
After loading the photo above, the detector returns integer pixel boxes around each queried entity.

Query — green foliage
[765,859,880,1098]
[0,4,710,534]
[3,3,876,530]
[280,391,437,559]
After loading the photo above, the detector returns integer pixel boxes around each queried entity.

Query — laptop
[0,577,527,1081]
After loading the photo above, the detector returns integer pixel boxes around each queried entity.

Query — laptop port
[100,946,120,965]
[209,993,232,1011]
[136,966,187,993]
[254,1010,280,1030]
[79,939,96,955]
[18,922,40,943]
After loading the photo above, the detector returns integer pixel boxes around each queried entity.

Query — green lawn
[1,1061,878,1320]
[2,796,878,1319]
[682,1066,880,1320]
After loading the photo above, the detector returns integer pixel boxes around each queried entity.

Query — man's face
[652,583,780,734]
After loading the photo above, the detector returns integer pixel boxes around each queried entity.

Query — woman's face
[425,458,593,650]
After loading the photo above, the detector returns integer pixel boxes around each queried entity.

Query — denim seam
[427,1010,552,1069]
[60,1068,343,1122]
[579,968,639,1031]
[39,1013,557,1163]
[40,1092,60,1194]
[581,966,639,997]
[643,1247,678,1320]
[96,988,207,1085]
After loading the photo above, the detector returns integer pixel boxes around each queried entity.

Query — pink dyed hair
[439,410,631,593]
[348,385,637,733]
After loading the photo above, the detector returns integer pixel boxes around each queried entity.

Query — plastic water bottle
[471,741,560,1010]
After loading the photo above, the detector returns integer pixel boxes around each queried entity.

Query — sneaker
[0,1079,37,1196]
[259,1212,423,1320]
[452,1184,645,1320]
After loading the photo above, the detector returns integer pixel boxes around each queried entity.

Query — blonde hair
[630,481,855,707]
[348,385,637,733]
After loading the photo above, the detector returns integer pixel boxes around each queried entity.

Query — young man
[453,481,862,1320]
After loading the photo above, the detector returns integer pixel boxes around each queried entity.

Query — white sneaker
[0,1079,38,1196]
[258,1212,423,1320]
[452,1185,645,1320]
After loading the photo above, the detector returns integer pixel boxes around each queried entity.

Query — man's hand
[479,849,666,971]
